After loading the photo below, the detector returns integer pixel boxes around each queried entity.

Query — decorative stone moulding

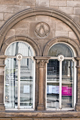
[35,22,50,38]
[1,36,41,56]
[0,7,79,52]
[43,37,80,57]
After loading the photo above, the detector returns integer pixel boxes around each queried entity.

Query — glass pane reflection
[47,60,59,108]
[62,60,74,108]
[5,58,18,109]
[47,83,59,108]
[47,60,59,82]
[20,58,34,109]
[5,42,34,56]
[48,43,74,57]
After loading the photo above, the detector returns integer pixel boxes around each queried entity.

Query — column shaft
[0,55,6,111]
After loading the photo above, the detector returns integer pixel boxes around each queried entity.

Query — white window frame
[46,42,77,111]
[4,41,35,111]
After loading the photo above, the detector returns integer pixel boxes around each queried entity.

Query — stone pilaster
[34,56,49,111]
[75,57,80,111]
[0,55,6,111]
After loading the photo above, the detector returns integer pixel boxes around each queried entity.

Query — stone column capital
[0,55,7,59]
[0,55,6,111]
[34,56,50,67]
[0,55,7,67]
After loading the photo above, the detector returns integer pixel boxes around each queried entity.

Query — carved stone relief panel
[35,22,50,38]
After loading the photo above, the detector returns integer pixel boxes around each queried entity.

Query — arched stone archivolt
[43,37,80,57]
[0,7,80,113]
[1,35,41,56]
[0,7,80,52]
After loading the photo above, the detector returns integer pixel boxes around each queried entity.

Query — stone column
[75,57,80,111]
[0,55,6,111]
[34,57,49,110]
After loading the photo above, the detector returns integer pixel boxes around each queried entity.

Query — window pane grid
[47,59,59,109]
[47,59,75,110]
[5,42,35,110]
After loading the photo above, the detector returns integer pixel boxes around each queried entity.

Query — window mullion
[18,60,20,109]
[59,61,62,109]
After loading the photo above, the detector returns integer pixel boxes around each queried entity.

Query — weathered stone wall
[5,16,78,52]
[0,0,80,28]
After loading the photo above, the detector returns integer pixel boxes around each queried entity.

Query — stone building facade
[0,0,80,120]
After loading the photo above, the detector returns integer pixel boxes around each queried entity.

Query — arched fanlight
[48,43,74,57]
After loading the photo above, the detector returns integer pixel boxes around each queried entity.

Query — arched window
[46,43,76,110]
[5,41,35,110]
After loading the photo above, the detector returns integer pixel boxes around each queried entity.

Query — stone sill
[0,111,80,118]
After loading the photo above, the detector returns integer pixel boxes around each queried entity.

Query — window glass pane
[48,43,74,57]
[5,42,34,56]
[62,60,74,108]
[20,58,34,109]
[5,58,18,109]
[47,59,59,109]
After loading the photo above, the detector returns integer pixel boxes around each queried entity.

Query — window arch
[48,43,74,57]
[5,41,35,110]
[46,42,76,110]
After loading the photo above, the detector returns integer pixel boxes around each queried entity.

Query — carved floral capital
[37,59,48,68]
[34,56,50,68]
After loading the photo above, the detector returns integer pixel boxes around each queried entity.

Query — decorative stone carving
[37,59,49,68]
[35,22,50,38]
[38,60,45,67]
